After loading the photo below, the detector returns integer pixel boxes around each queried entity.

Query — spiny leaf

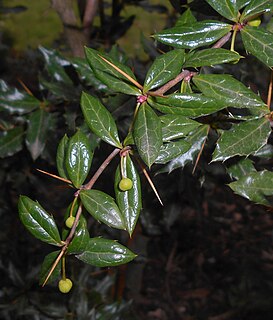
[213,117,271,162]
[229,171,273,206]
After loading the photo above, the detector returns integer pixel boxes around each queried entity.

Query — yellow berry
[119,178,133,191]
[58,278,73,293]
[65,216,75,228]
[248,17,261,27]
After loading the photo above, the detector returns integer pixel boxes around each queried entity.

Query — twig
[83,0,98,36]
[150,70,193,96]
[83,148,120,190]
[212,32,232,48]
[42,147,121,286]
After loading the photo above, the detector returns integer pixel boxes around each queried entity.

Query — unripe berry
[58,278,73,293]
[248,17,261,27]
[65,216,75,228]
[119,178,133,191]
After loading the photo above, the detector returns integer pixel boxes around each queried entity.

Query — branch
[83,0,99,36]
[212,32,232,48]
[150,70,194,96]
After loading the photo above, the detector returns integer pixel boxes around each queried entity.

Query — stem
[61,256,66,280]
[150,70,193,96]
[230,29,237,52]
[212,32,232,49]
[83,148,120,190]
[267,70,273,110]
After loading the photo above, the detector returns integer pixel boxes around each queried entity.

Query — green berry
[58,278,73,293]
[119,178,133,191]
[248,17,261,27]
[65,216,75,228]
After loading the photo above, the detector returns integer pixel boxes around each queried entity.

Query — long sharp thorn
[36,169,72,184]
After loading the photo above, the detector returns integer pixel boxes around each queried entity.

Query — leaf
[157,125,209,174]
[143,49,185,92]
[149,94,227,117]
[0,80,40,115]
[56,134,70,180]
[229,171,273,206]
[175,8,197,26]
[133,102,163,168]
[153,21,232,49]
[155,139,191,164]
[85,47,141,95]
[241,26,273,68]
[205,0,238,21]
[76,237,136,267]
[227,158,256,180]
[160,114,201,141]
[236,0,251,10]
[115,155,142,236]
[67,216,90,254]
[241,0,273,21]
[71,57,109,91]
[18,196,62,246]
[39,46,72,85]
[25,109,51,160]
[254,144,273,158]
[183,48,242,68]
[193,74,267,108]
[213,117,271,162]
[0,126,24,158]
[39,251,61,285]
[81,92,122,148]
[80,189,125,230]
[65,130,93,188]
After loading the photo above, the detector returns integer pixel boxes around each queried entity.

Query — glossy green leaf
[65,130,93,188]
[85,47,141,95]
[133,102,163,168]
[241,26,273,68]
[80,189,125,230]
[67,216,90,254]
[76,237,136,267]
[115,155,142,236]
[153,21,232,49]
[241,0,273,20]
[157,125,209,174]
[193,74,267,108]
[0,126,24,158]
[81,92,122,148]
[18,196,62,246]
[39,251,61,285]
[160,114,201,142]
[236,0,251,10]
[184,48,242,68]
[71,57,109,91]
[155,139,191,164]
[143,49,185,92]
[205,0,238,21]
[56,134,70,180]
[175,8,197,26]
[229,171,273,206]
[149,94,227,117]
[0,80,40,115]
[213,117,271,162]
[39,46,72,85]
[26,109,51,160]
[227,158,256,180]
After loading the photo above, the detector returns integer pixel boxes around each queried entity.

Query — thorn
[98,55,143,90]
[17,78,34,96]
[136,159,163,206]
[36,169,72,184]
[42,250,65,287]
